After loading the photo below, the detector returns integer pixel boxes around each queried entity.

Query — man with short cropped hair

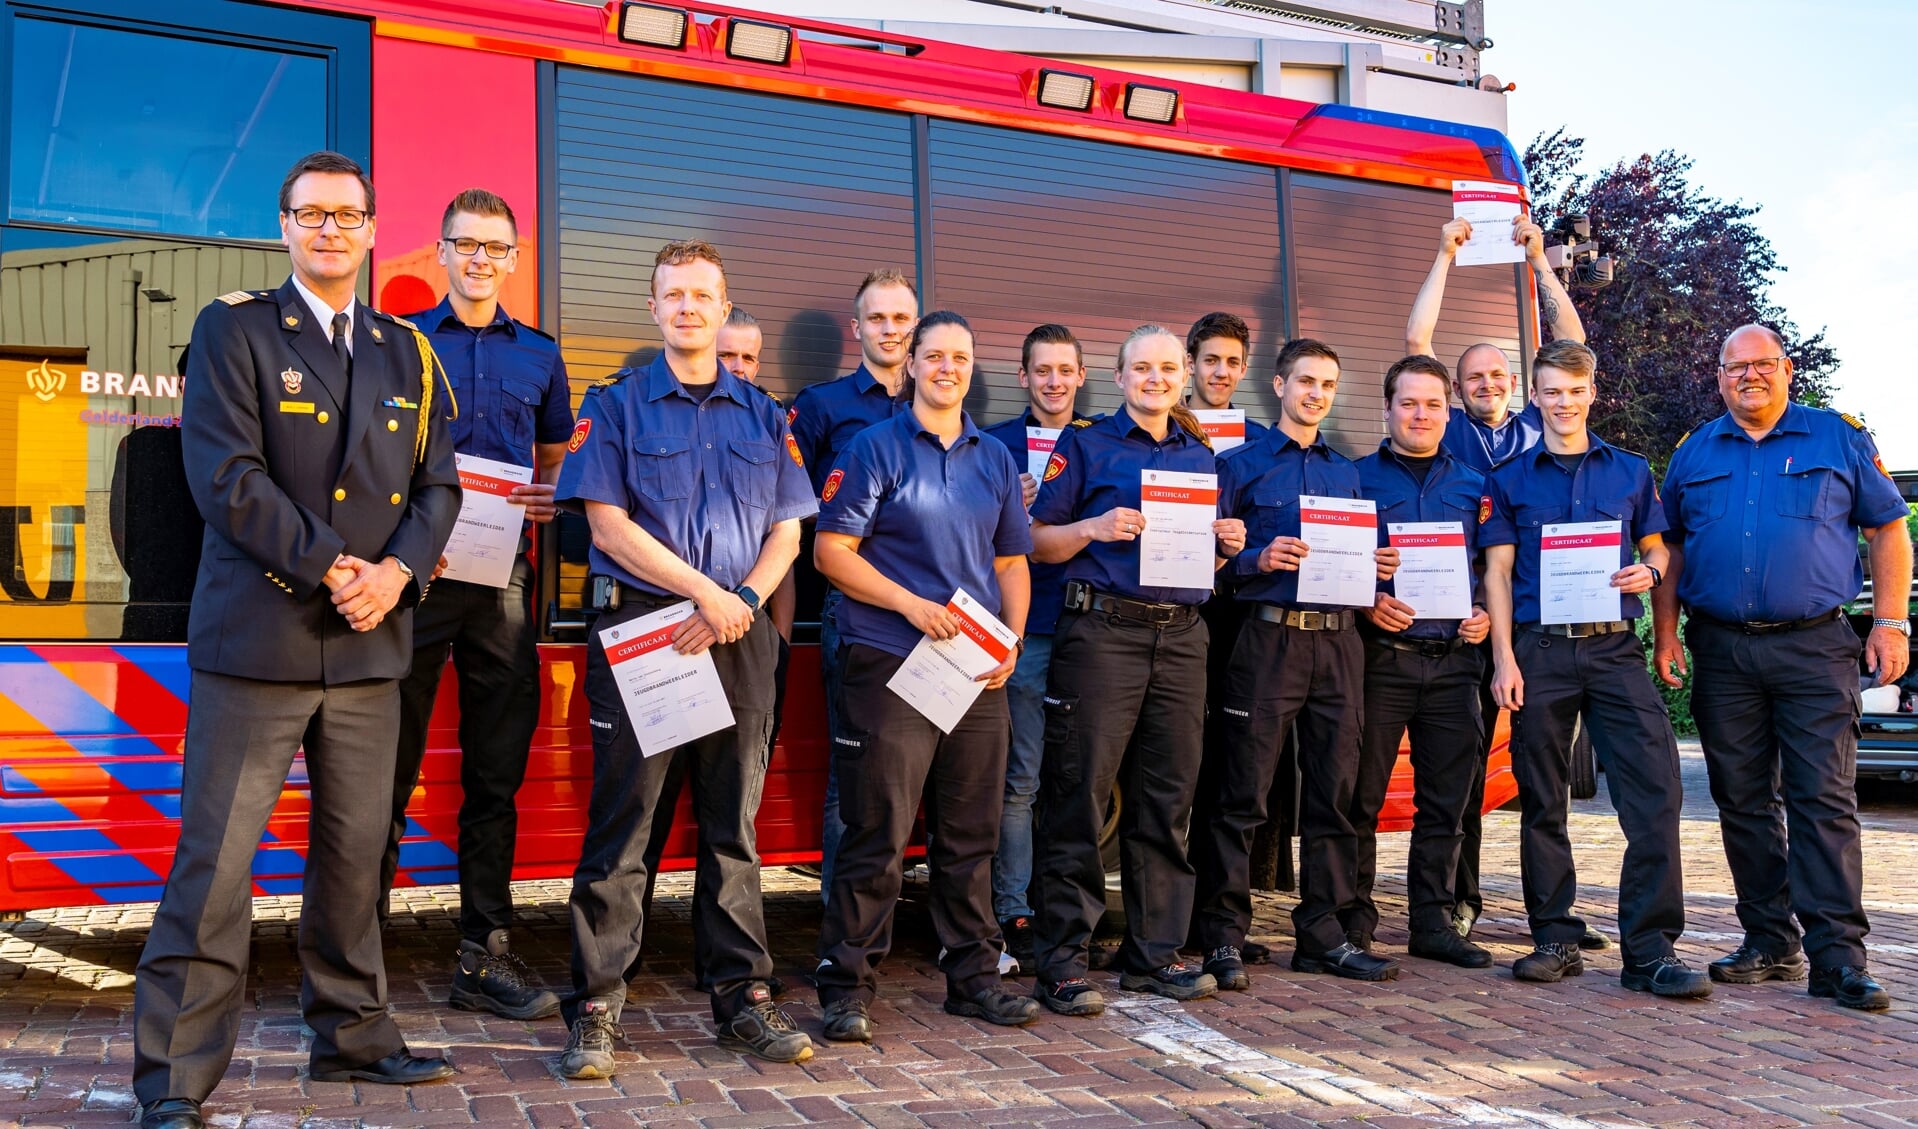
[717,307,763,384]
[1184,311,1268,446]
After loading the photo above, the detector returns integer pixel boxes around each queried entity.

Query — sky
[1491,0,1918,465]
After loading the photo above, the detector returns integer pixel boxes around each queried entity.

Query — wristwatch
[1646,564,1663,589]
[1873,617,1911,637]
[735,584,762,614]
[390,556,415,581]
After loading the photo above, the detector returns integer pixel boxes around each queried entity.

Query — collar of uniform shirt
[1113,405,1199,444]
[1522,427,1620,468]
[1257,425,1335,456]
[850,363,892,398]
[417,294,517,337]
[908,410,982,447]
[640,352,751,405]
[1707,399,1811,442]
[1375,437,1458,468]
[289,273,357,350]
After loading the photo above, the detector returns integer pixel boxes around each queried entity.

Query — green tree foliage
[1524,130,1840,470]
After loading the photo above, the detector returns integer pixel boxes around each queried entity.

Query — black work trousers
[816,643,1010,1004]
[1195,615,1363,955]
[1687,616,1869,968]
[382,558,541,942]
[563,600,778,1026]
[1509,626,1685,966]
[1348,638,1484,938]
[1033,607,1207,981]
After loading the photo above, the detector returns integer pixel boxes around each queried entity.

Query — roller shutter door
[1290,173,1523,455]
[926,120,1285,428]
[552,69,918,404]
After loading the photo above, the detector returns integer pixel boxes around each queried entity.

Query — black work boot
[451,928,561,1020]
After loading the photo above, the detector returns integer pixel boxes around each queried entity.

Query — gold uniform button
[333,488,346,501]
[390,493,403,505]
[317,411,330,424]
[387,419,399,431]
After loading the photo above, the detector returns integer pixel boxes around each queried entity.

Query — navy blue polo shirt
[411,297,573,465]
[1030,408,1218,605]
[818,410,1032,658]
[1356,441,1489,640]
[1219,426,1363,609]
[789,364,907,497]
[983,408,1089,635]
[1661,403,1908,623]
[1480,435,1667,624]
[556,355,817,597]
[1442,401,1543,475]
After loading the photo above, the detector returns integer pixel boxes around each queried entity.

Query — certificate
[1025,427,1062,481]
[1388,521,1472,620]
[1539,521,1624,625]
[887,588,1018,734]
[1138,469,1218,590]
[1452,180,1527,267]
[441,454,534,589]
[1296,495,1378,607]
[1192,409,1247,452]
[599,601,736,757]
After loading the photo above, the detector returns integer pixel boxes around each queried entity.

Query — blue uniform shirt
[1219,426,1363,609]
[412,297,573,465]
[1442,401,1543,475]
[789,364,907,497]
[556,355,817,597]
[1479,435,1667,624]
[1030,408,1218,605]
[1661,403,1908,623]
[1356,442,1489,640]
[983,408,1088,635]
[818,410,1032,658]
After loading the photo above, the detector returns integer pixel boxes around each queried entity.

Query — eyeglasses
[442,237,516,260]
[1720,357,1785,378]
[286,207,370,229]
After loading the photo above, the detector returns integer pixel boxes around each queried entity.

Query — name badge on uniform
[279,401,315,414]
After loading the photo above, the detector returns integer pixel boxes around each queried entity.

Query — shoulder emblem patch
[1841,412,1868,431]
[821,467,845,503]
[567,418,592,453]
[786,432,805,468]
[1043,452,1067,482]
[1875,452,1892,479]
[1478,495,1493,525]
[216,290,255,306]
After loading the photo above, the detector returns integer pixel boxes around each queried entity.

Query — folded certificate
[1452,180,1527,267]
[441,454,534,589]
[1192,409,1247,452]
[1138,469,1219,590]
[600,602,736,757]
[1296,495,1378,607]
[1026,427,1062,481]
[888,588,1018,734]
[1539,521,1624,625]
[1388,521,1472,620]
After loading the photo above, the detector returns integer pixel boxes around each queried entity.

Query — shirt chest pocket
[1512,500,1560,533]
[1777,459,1845,521]
[1439,487,1484,528]
[500,376,545,452]
[727,438,778,510]
[1248,484,1297,541]
[1677,469,1731,526]
[632,434,694,501]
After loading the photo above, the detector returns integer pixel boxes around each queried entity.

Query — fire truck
[0,0,1530,912]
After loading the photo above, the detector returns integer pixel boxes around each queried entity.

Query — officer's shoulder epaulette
[216,290,266,306]
[587,369,631,392]
[1069,417,1097,429]
[1611,444,1652,464]
[516,319,557,344]
[1672,428,1692,451]
[1840,411,1868,431]
[367,308,417,332]
[747,382,783,407]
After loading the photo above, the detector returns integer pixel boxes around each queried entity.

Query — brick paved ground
[4,744,1918,1128]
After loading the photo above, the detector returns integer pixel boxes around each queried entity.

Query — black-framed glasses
[287,206,370,229]
[1720,357,1785,378]
[442,237,516,260]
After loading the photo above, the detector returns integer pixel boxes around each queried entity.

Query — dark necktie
[331,312,352,378]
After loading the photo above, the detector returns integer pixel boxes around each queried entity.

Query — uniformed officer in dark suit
[1653,324,1911,1011]
[132,152,461,1129]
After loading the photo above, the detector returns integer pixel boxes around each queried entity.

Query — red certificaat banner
[1142,484,1219,506]
[1301,506,1377,527]
[606,622,679,665]
[947,600,1012,664]
[1541,531,1621,550]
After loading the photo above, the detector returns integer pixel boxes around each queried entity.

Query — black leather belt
[1062,581,1196,626]
[1521,620,1633,638]
[1688,608,1845,636]
[1252,604,1354,632]
[1363,631,1469,657]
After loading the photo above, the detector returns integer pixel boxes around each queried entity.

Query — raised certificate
[1452,180,1526,267]
[1025,427,1062,481]
[887,588,1018,734]
[1296,495,1378,607]
[1539,521,1624,625]
[1192,409,1247,452]
[1388,521,1472,620]
[1138,469,1218,590]
[599,601,736,757]
[441,454,533,589]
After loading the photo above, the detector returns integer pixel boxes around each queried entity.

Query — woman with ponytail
[811,311,1041,1042]
[1025,324,1246,1016]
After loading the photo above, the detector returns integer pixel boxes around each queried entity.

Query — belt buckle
[1299,611,1324,631]
[1420,640,1447,658]
[1148,603,1175,625]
